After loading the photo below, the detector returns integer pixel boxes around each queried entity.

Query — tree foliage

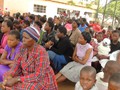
[99,0,120,22]
[106,1,120,17]
[67,0,75,6]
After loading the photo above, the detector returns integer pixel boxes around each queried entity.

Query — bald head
[80,66,96,78]
[108,73,120,89]
[104,61,120,75]
[109,72,120,84]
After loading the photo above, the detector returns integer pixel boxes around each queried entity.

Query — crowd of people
[0,11,120,90]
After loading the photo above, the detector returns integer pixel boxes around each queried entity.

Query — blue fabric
[48,51,67,72]
[78,24,87,32]
[20,30,23,41]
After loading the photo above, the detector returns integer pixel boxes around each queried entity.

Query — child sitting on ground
[75,66,98,90]
[108,72,120,90]
[96,61,120,90]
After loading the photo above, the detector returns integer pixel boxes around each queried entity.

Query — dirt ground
[58,80,75,90]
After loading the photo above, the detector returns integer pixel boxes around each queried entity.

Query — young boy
[96,61,120,90]
[91,32,104,72]
[108,73,120,90]
[75,66,98,90]
[95,32,104,45]
[110,30,120,53]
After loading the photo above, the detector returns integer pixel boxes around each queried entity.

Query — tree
[102,0,108,25]
[98,0,120,26]
[112,0,118,26]
[105,1,120,24]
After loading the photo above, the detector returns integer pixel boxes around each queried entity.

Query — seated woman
[41,21,55,46]
[2,26,57,90]
[56,31,93,83]
[67,20,81,47]
[47,26,74,73]
[0,30,22,82]
[0,20,13,54]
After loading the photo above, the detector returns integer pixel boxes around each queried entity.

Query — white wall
[34,0,96,18]
[4,0,34,15]
[3,0,96,19]
[33,0,58,18]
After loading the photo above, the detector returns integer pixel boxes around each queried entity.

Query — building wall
[3,0,96,19]
[3,0,34,15]
[0,0,4,9]
[34,0,96,18]
[0,0,4,15]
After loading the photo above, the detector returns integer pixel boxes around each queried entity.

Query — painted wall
[4,0,34,15]
[3,0,96,19]
[0,0,4,15]
[0,0,4,9]
[34,0,96,18]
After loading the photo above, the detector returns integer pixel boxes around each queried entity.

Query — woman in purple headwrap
[0,30,22,82]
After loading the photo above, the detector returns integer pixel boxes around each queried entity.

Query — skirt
[60,61,87,82]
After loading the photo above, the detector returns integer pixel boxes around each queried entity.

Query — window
[84,12,92,17]
[57,8,66,14]
[34,4,46,13]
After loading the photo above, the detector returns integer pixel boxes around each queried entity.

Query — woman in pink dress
[0,20,13,54]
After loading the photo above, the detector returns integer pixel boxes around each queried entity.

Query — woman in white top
[56,31,93,83]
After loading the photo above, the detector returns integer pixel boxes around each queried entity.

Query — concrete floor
[58,80,75,90]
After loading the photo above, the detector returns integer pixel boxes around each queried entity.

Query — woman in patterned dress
[2,26,58,90]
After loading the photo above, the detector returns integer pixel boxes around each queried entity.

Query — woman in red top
[0,20,13,54]
[2,26,58,90]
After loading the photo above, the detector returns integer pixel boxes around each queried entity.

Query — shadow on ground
[58,80,75,90]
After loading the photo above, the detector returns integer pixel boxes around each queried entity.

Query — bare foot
[0,83,5,90]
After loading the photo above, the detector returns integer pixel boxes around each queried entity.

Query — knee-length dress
[60,43,93,82]
[0,42,22,82]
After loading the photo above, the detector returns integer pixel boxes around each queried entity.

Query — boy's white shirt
[95,72,108,90]
[75,81,98,90]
